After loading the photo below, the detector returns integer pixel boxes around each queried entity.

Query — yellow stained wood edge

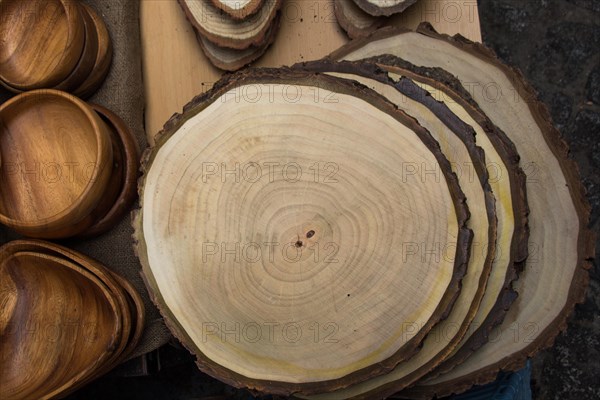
[140,0,481,142]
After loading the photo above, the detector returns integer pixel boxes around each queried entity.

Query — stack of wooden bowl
[0,0,112,98]
[177,0,283,71]
[0,89,138,239]
[134,23,593,399]
[0,239,145,400]
[334,0,420,39]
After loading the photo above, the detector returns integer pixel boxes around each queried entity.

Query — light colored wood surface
[134,72,471,393]
[140,0,481,141]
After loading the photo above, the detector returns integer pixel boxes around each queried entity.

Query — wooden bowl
[21,239,146,393]
[11,239,134,359]
[1,240,145,397]
[0,0,85,91]
[0,90,114,238]
[73,4,113,99]
[54,3,100,92]
[80,103,140,238]
[0,244,123,400]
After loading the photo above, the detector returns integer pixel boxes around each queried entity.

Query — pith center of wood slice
[135,72,469,394]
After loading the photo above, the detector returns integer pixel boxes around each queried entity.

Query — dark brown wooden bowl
[73,3,113,99]
[0,0,85,91]
[54,3,100,92]
[0,90,114,238]
[79,103,140,238]
[0,242,123,400]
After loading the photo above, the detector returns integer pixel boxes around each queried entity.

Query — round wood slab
[327,23,593,398]
[293,58,501,396]
[134,69,471,395]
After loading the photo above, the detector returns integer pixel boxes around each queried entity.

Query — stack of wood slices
[334,0,420,39]
[135,24,593,398]
[178,0,282,71]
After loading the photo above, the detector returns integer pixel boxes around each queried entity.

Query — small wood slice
[335,0,384,39]
[177,0,281,50]
[198,13,280,71]
[351,0,418,17]
[209,0,265,20]
[293,58,497,397]
[54,3,99,92]
[79,104,140,238]
[0,244,122,400]
[134,69,471,395]
[0,0,85,90]
[73,4,113,99]
[329,23,594,397]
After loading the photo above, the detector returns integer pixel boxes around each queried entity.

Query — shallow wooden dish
[0,90,113,238]
[0,0,85,91]
[2,239,142,391]
[54,3,100,92]
[73,3,113,99]
[79,104,140,238]
[17,239,133,359]
[0,244,122,400]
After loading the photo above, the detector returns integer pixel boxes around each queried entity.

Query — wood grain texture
[209,0,265,20]
[197,13,280,71]
[140,0,481,142]
[0,89,113,238]
[79,103,140,238]
[177,0,281,49]
[294,58,498,398]
[72,3,113,99]
[134,69,472,395]
[352,0,418,17]
[329,23,593,398]
[334,0,384,39]
[0,0,85,90]
[369,57,527,391]
[54,3,99,92]
[0,246,122,400]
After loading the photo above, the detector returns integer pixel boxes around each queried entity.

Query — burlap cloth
[0,0,172,358]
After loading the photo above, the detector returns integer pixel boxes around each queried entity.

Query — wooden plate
[0,90,113,238]
[0,244,122,400]
[0,0,85,90]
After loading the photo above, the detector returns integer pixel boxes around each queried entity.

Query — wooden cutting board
[140,0,481,142]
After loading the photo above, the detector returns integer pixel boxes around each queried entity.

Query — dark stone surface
[479,1,600,399]
[61,1,600,399]
[587,65,600,105]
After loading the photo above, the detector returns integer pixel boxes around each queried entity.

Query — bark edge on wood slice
[177,0,282,50]
[365,56,529,388]
[198,13,280,71]
[352,0,418,17]
[329,23,594,398]
[335,0,384,39]
[209,0,265,20]
[292,58,499,399]
[133,68,472,395]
